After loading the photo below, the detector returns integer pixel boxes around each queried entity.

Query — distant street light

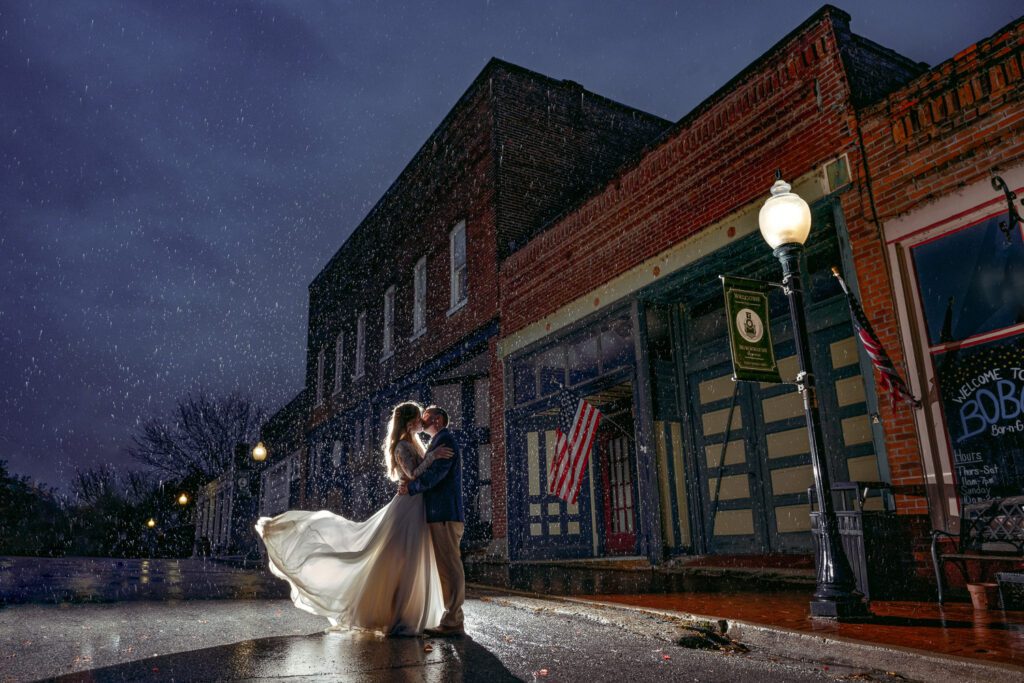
[146,518,156,529]
[177,492,189,506]
[758,172,869,619]
[252,441,268,462]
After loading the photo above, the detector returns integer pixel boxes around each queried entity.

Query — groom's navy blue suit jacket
[407,427,464,523]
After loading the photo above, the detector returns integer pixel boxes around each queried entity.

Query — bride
[255,401,453,636]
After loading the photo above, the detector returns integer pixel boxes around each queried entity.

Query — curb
[467,583,1024,683]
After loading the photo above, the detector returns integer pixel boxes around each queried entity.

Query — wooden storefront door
[598,430,637,554]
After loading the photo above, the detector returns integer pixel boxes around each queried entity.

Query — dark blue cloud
[1,0,1020,488]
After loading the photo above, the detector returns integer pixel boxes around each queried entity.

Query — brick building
[858,17,1024,552]
[496,6,937,565]
[301,58,669,552]
[257,390,308,519]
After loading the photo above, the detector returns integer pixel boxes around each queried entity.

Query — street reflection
[52,630,521,681]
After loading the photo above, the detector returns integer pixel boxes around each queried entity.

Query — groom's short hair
[425,405,449,427]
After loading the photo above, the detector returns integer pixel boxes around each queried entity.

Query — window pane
[334,335,344,391]
[355,314,366,376]
[538,345,566,396]
[383,288,394,352]
[932,332,1024,504]
[912,214,1024,345]
[513,358,537,404]
[414,258,426,333]
[477,484,493,523]
[478,444,492,481]
[453,223,466,267]
[474,379,490,427]
[600,318,634,371]
[316,349,325,402]
[569,335,599,385]
[431,383,462,429]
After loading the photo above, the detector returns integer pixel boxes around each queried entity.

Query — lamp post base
[810,596,872,620]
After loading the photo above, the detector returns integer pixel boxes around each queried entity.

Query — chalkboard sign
[935,334,1024,504]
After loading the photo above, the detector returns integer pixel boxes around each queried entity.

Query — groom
[399,405,465,636]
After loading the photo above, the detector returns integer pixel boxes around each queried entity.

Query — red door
[599,432,637,555]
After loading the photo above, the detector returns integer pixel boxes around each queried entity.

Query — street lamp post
[759,172,870,619]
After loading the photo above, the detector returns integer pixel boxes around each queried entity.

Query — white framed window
[354,312,366,379]
[413,256,427,338]
[382,286,395,359]
[315,347,326,405]
[333,332,344,393]
[449,220,467,312]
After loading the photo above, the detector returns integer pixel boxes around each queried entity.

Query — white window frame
[354,312,366,379]
[413,256,427,339]
[448,220,468,314]
[382,286,395,360]
[333,332,344,394]
[315,347,326,405]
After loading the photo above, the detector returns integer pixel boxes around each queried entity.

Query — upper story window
[315,347,326,405]
[449,220,467,312]
[413,256,427,337]
[333,332,344,393]
[382,286,396,358]
[354,312,366,379]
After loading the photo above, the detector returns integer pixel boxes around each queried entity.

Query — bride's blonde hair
[383,401,423,481]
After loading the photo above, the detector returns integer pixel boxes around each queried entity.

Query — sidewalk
[589,589,1024,667]
[468,554,1024,670]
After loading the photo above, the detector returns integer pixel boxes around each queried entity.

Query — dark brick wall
[306,82,497,424]
[836,31,928,108]
[492,64,671,259]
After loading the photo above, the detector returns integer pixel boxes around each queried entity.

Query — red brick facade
[861,19,1024,223]
[858,18,1024,528]
[497,7,933,538]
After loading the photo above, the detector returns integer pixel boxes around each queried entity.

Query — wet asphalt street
[1,594,849,682]
[3,558,1006,682]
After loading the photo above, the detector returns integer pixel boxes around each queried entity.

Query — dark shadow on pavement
[50,630,522,682]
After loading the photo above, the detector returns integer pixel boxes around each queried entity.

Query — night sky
[1,1,1019,490]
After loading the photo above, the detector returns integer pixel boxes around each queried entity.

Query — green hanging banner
[721,275,782,384]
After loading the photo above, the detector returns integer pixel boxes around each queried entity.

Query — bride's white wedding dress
[255,440,444,636]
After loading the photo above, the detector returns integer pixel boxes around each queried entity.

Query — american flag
[832,267,919,408]
[548,390,602,504]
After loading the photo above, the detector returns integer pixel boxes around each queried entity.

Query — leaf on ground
[424,644,434,652]
[538,668,549,677]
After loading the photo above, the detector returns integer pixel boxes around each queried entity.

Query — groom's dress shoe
[424,626,465,638]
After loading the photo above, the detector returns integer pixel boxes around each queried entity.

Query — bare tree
[126,390,265,482]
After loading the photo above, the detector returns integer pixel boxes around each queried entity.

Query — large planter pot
[966,582,999,611]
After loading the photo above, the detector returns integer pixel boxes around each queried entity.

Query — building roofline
[309,57,668,291]
[503,5,860,250]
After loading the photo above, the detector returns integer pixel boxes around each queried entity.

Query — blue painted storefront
[504,199,891,563]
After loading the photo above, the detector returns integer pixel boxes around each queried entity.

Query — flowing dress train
[255,441,443,635]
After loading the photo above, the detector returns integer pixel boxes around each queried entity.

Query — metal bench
[931,495,1024,603]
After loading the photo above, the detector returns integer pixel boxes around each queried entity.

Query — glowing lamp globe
[146,518,156,529]
[177,492,189,506]
[758,177,812,249]
[252,441,268,462]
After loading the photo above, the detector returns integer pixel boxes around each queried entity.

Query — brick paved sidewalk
[592,589,1024,668]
